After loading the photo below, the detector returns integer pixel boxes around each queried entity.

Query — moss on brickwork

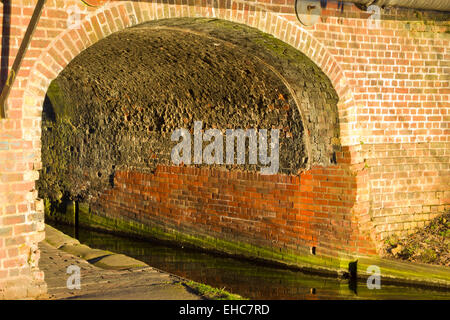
[44,199,348,277]
[44,199,450,289]
[44,199,75,224]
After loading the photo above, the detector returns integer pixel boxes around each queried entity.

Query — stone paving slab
[39,238,201,300]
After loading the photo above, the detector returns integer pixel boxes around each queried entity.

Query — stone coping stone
[92,254,149,270]
[45,224,80,248]
[45,224,148,270]
[59,244,112,261]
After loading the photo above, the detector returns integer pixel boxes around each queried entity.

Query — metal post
[0,0,47,119]
[74,201,79,239]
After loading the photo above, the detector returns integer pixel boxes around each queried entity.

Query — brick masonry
[0,0,448,298]
[92,150,375,258]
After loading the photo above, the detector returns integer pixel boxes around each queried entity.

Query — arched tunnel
[37,18,350,261]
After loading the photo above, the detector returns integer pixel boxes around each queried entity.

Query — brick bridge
[0,0,449,298]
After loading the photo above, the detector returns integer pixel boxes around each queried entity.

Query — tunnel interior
[37,18,340,204]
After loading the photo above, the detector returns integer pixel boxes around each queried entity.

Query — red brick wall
[361,142,450,239]
[93,151,375,260]
[0,0,448,298]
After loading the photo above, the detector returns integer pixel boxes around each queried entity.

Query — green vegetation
[384,213,449,266]
[185,281,246,300]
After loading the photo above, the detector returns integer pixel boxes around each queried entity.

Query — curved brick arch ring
[80,0,111,7]
[25,1,358,148]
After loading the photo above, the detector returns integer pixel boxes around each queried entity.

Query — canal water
[48,221,450,300]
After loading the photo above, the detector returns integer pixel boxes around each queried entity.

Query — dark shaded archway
[38,18,340,202]
[36,18,368,270]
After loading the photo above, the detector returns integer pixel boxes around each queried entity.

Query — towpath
[38,225,201,300]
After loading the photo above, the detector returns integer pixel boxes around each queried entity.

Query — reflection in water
[48,221,450,300]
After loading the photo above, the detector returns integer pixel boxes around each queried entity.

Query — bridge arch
[28,0,377,265]
[29,0,376,257]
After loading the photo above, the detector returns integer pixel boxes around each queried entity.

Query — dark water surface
[48,221,450,300]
